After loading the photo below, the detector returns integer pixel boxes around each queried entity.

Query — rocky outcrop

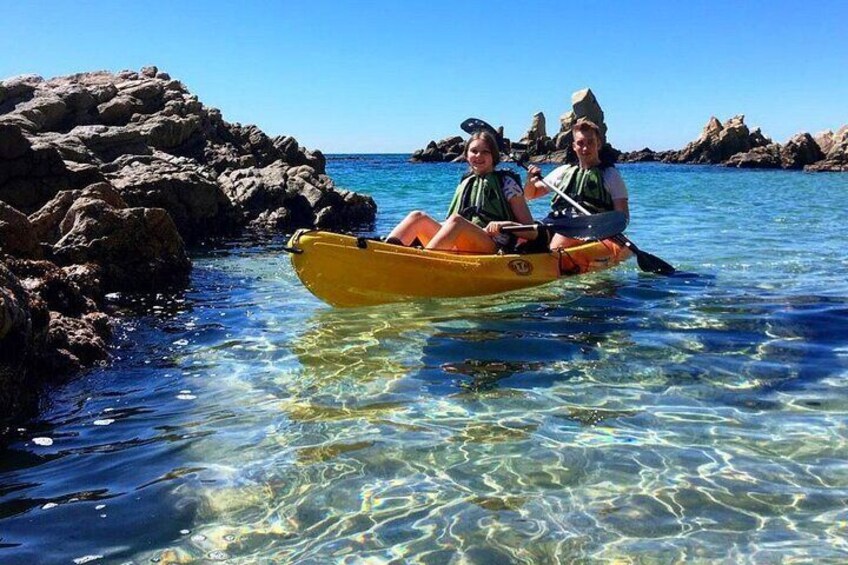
[520,88,620,165]
[626,116,842,171]
[219,162,376,231]
[2,66,378,428]
[805,126,848,172]
[668,115,771,164]
[618,147,676,163]
[1,67,375,235]
[409,88,619,165]
[410,136,465,163]
[51,195,190,291]
[1,257,112,427]
[1,201,43,259]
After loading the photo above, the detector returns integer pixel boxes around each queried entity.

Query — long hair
[462,130,501,167]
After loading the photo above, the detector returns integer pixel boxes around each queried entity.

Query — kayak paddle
[501,210,628,240]
[460,117,676,275]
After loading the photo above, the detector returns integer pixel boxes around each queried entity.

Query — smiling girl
[386,131,536,253]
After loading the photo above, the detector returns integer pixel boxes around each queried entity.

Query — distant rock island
[410,88,847,172]
[0,66,376,426]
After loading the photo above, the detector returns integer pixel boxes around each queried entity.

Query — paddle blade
[460,117,507,153]
[613,234,676,276]
[542,211,628,240]
[635,250,676,275]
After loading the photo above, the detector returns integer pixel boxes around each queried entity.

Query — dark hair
[572,118,602,142]
[462,130,501,166]
[572,118,618,166]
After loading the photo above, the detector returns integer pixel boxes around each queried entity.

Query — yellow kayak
[287,230,632,307]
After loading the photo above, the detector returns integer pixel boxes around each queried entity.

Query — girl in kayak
[386,130,536,253]
[523,118,629,249]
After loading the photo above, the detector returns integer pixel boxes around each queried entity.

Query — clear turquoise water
[2,156,847,563]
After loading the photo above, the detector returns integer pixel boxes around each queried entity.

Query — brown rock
[29,182,127,244]
[53,200,191,291]
[673,115,771,164]
[0,201,43,259]
[107,153,239,241]
[0,261,40,423]
[780,133,825,169]
[726,144,782,169]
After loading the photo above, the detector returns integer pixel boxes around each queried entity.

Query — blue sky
[2,0,846,153]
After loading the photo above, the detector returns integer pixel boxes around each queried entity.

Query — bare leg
[549,233,582,250]
[425,214,498,253]
[386,211,442,246]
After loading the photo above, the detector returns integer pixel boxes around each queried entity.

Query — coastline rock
[106,153,240,242]
[619,147,662,163]
[410,136,465,163]
[780,133,825,169]
[0,123,72,213]
[2,65,377,427]
[671,115,771,164]
[0,261,41,423]
[805,125,848,172]
[0,66,376,428]
[220,162,376,231]
[53,199,191,291]
[726,132,826,170]
[1,201,43,259]
[526,88,618,164]
[725,144,782,169]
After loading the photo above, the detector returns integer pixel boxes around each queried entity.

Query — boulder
[0,201,42,259]
[410,136,465,163]
[619,147,660,162]
[780,133,825,169]
[106,153,240,241]
[29,182,127,244]
[726,144,782,169]
[97,95,145,126]
[0,123,71,213]
[567,88,607,141]
[219,161,375,231]
[0,261,41,424]
[522,112,548,141]
[137,114,201,149]
[12,94,68,132]
[805,125,848,172]
[69,124,150,161]
[53,199,191,291]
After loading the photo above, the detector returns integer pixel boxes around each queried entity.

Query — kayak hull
[288,230,631,307]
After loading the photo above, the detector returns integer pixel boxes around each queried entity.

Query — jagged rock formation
[806,126,848,172]
[410,136,465,163]
[1,66,378,428]
[524,88,620,165]
[619,116,845,172]
[410,127,512,163]
[668,115,771,164]
[408,88,621,165]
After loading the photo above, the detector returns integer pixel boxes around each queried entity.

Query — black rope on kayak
[281,245,303,254]
[558,247,582,276]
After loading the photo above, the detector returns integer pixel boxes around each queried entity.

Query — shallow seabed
[1,158,847,564]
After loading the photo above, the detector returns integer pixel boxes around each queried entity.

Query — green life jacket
[551,165,614,213]
[446,170,519,227]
